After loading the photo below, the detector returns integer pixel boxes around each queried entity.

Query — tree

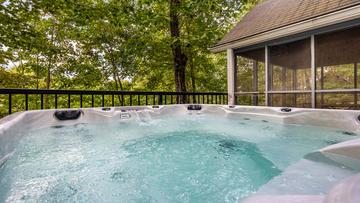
[169,0,187,95]
[0,0,256,94]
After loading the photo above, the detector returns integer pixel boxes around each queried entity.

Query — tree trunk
[45,59,51,109]
[46,62,51,90]
[169,0,187,103]
[188,51,197,103]
[188,52,196,93]
[45,28,55,109]
[36,55,39,89]
[109,52,124,104]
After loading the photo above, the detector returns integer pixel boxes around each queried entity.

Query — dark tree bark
[109,52,124,104]
[187,48,196,92]
[169,0,187,102]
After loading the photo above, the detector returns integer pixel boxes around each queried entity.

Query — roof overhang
[210,4,360,53]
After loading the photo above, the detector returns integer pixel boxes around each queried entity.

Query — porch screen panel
[268,38,311,107]
[270,94,311,108]
[315,26,360,109]
[235,48,265,105]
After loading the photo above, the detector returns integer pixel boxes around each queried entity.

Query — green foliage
[1,0,256,93]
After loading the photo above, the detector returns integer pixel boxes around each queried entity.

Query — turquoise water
[0,114,358,203]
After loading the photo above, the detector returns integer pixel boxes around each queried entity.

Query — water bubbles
[1,114,358,202]
[326,175,336,182]
[110,170,127,183]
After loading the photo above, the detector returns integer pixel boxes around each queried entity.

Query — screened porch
[234,26,360,109]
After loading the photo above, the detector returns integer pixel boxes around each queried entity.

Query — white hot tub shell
[1,105,360,203]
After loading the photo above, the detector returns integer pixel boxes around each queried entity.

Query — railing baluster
[102,94,105,107]
[158,94,162,105]
[55,94,58,109]
[40,94,44,109]
[0,90,228,114]
[8,93,12,114]
[25,93,28,111]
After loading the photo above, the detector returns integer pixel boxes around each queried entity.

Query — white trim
[268,90,312,94]
[316,89,360,93]
[235,91,261,95]
[311,35,316,108]
[210,4,360,53]
[265,46,269,106]
[227,49,235,105]
[235,89,360,94]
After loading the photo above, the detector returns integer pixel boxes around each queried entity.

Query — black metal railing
[0,89,228,116]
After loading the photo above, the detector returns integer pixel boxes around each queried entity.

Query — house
[211,0,360,109]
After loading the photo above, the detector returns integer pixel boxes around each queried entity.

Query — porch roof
[211,0,360,53]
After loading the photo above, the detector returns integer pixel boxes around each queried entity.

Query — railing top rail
[0,88,227,95]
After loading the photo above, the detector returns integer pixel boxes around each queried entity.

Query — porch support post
[265,46,269,106]
[311,35,316,108]
[227,49,236,105]
[320,67,324,108]
[354,63,358,107]
[281,67,286,106]
[253,60,259,106]
[293,69,297,106]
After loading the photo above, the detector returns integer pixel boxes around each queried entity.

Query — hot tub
[0,105,359,203]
